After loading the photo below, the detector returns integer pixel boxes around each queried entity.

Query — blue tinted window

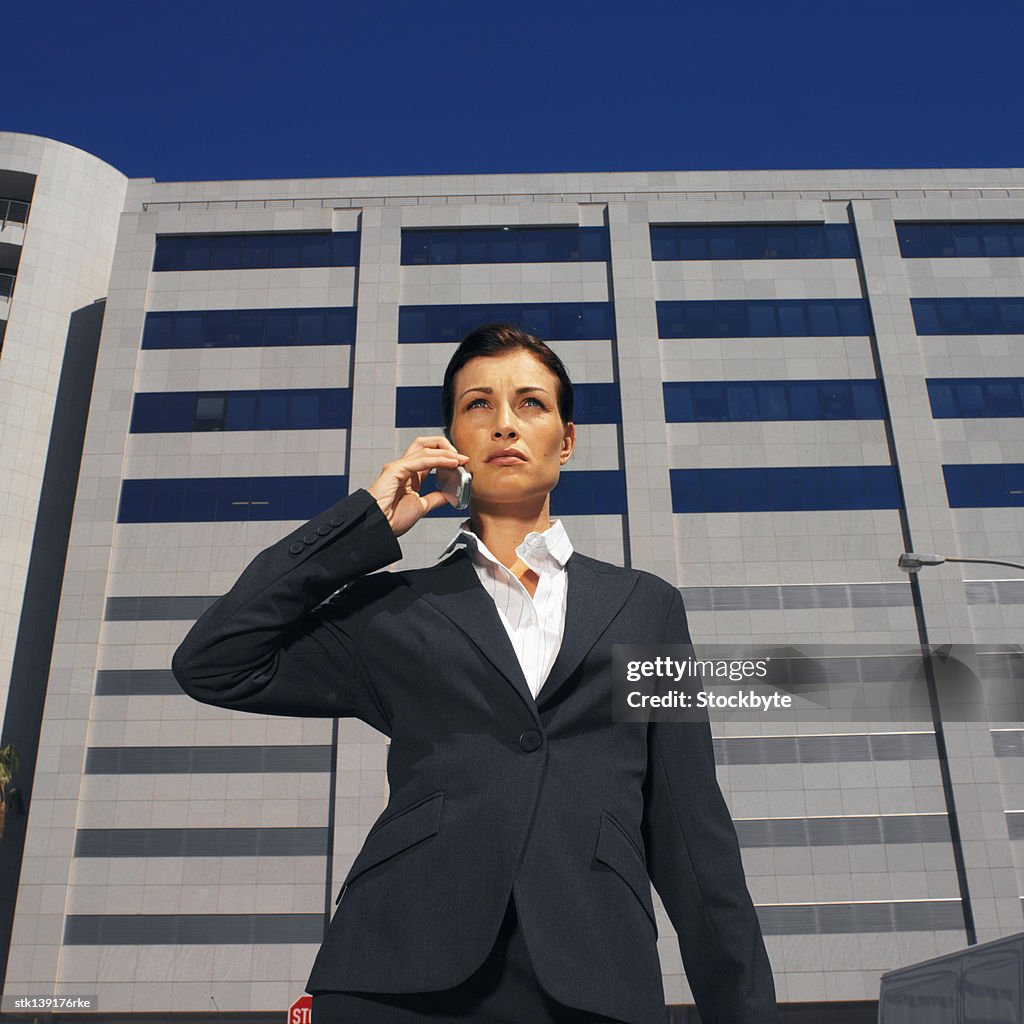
[657,299,869,339]
[129,389,352,432]
[522,304,552,338]
[985,381,1018,415]
[758,383,788,419]
[211,235,243,269]
[577,229,608,262]
[927,378,1024,418]
[330,234,359,265]
[258,393,289,429]
[398,303,615,343]
[296,310,326,345]
[265,310,297,343]
[1002,301,1024,332]
[552,470,626,515]
[819,382,854,419]
[747,304,778,337]
[243,236,272,269]
[663,380,883,421]
[707,227,739,259]
[693,383,727,420]
[571,382,621,423]
[777,301,806,336]
[765,226,798,259]
[926,382,956,418]
[734,468,770,509]
[788,382,819,419]
[651,224,857,260]
[825,225,857,258]
[662,383,694,421]
[272,234,301,268]
[203,310,235,345]
[851,381,885,418]
[140,307,355,349]
[142,314,174,347]
[923,225,955,258]
[678,232,707,260]
[716,304,747,337]
[153,232,359,271]
[683,303,715,338]
[969,299,1000,333]
[911,297,1024,335]
[153,237,185,271]
[399,226,609,265]
[910,300,940,335]
[183,238,211,271]
[738,227,767,260]
[808,302,840,336]
[726,384,758,420]
[395,387,445,428]
[897,225,926,257]
[225,393,256,430]
[670,466,900,513]
[944,464,1024,508]
[301,234,331,266]
[118,476,349,523]
[837,300,869,335]
[896,221,1024,259]
[489,232,517,262]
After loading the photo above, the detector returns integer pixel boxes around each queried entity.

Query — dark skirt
[311,891,625,1023]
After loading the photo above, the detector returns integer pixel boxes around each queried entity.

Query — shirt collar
[440,518,573,575]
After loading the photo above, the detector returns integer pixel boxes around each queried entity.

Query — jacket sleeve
[170,487,401,732]
[640,586,780,1023]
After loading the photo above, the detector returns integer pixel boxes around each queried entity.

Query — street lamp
[898,552,1024,573]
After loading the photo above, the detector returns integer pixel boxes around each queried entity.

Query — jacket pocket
[594,810,657,931]
[335,790,445,904]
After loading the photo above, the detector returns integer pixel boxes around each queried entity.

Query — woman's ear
[560,422,576,463]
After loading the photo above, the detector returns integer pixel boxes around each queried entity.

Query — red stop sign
[288,995,312,1024]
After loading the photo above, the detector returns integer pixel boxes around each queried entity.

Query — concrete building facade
[1,131,1023,1020]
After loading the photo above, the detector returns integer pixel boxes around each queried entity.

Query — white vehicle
[878,931,1023,1023]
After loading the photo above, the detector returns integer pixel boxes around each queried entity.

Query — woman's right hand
[367,436,470,537]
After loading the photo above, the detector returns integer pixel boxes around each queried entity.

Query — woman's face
[448,349,575,510]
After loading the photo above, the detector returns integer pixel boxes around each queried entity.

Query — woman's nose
[492,404,518,438]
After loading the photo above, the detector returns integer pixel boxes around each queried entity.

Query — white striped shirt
[439,519,573,700]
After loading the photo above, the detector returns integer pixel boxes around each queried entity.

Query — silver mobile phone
[434,465,472,509]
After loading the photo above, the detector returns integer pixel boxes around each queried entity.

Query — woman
[172,324,779,1023]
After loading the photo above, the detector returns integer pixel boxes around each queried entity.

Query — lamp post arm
[943,556,1024,572]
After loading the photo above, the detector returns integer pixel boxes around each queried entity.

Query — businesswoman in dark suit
[172,324,780,1024]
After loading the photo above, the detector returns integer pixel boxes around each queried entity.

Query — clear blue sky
[7,0,1024,181]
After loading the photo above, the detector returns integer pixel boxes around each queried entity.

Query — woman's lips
[488,455,527,465]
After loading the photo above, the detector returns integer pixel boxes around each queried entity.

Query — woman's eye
[466,398,487,409]
[524,397,545,408]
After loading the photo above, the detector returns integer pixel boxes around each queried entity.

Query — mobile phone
[433,465,472,509]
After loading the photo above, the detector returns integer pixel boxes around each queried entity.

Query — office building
[1,131,1023,1021]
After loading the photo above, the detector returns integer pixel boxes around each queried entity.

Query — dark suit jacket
[171,488,780,1024]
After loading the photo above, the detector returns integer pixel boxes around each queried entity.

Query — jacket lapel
[404,548,639,717]
[405,549,541,723]
[535,552,638,708]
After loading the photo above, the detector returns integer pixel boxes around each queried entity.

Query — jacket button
[303,533,317,545]
[288,542,304,555]
[316,524,331,535]
[329,516,344,527]
[519,730,542,752]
